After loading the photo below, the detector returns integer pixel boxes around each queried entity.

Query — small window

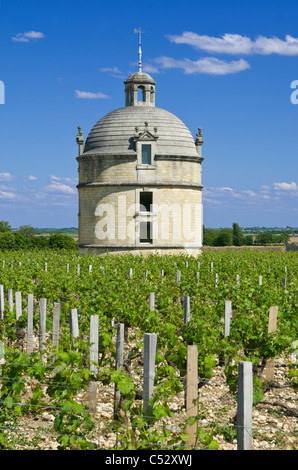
[138,86,145,102]
[140,192,152,212]
[142,144,151,165]
[140,221,152,244]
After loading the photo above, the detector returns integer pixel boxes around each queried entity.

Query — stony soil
[6,347,297,451]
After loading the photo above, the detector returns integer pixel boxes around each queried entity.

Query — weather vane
[134,27,145,72]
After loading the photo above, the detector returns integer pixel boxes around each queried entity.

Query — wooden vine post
[0,284,4,320]
[39,298,47,362]
[265,306,278,381]
[0,340,4,365]
[149,292,155,311]
[15,291,22,321]
[237,361,253,450]
[143,333,157,415]
[224,300,232,337]
[89,315,99,413]
[114,323,124,419]
[52,302,61,350]
[186,344,198,448]
[69,308,79,342]
[27,294,34,354]
[184,296,191,325]
[8,288,13,312]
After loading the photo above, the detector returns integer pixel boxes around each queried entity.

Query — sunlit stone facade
[76,70,204,256]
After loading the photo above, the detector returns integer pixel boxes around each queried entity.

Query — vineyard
[0,249,297,451]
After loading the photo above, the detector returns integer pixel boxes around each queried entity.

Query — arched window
[128,87,133,104]
[137,86,145,102]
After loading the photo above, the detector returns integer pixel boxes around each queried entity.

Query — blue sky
[1,0,298,229]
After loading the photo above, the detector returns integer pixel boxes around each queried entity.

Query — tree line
[0,220,291,250]
[203,223,291,247]
[0,221,77,250]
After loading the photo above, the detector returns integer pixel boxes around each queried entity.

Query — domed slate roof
[124,71,156,85]
[83,106,198,158]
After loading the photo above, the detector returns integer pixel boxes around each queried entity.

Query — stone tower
[76,63,204,256]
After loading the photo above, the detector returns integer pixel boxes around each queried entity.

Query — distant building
[286,242,298,251]
[76,38,204,256]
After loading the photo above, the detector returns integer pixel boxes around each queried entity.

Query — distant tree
[0,232,15,249]
[13,232,34,249]
[255,232,275,245]
[232,223,243,246]
[48,233,77,250]
[0,221,11,233]
[32,236,49,249]
[214,229,233,246]
[18,225,35,238]
[276,233,290,243]
[243,235,254,245]
[203,226,218,246]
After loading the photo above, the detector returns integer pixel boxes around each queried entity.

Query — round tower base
[79,245,202,257]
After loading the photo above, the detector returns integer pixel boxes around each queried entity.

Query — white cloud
[203,182,298,214]
[242,190,258,197]
[143,64,160,74]
[45,176,76,195]
[167,32,298,56]
[74,90,109,99]
[273,182,298,191]
[12,31,46,43]
[46,182,76,195]
[50,175,76,184]
[27,175,37,181]
[154,56,250,75]
[0,190,17,199]
[101,66,122,74]
[100,66,125,78]
[216,187,234,192]
[0,172,14,182]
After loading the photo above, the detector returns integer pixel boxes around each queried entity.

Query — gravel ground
[3,333,297,451]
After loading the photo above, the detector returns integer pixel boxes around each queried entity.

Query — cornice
[77,181,204,189]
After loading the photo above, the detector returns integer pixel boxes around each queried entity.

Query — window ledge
[136,164,157,170]
[136,211,157,217]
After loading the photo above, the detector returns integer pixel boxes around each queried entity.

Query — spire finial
[134,27,145,72]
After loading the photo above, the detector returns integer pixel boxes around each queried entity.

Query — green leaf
[3,396,14,408]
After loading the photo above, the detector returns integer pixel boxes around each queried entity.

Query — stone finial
[195,127,204,156]
[76,126,85,156]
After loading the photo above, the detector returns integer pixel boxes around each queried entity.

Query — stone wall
[77,149,203,255]
[78,184,202,251]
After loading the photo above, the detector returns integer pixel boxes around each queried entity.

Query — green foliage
[18,225,35,238]
[203,224,291,246]
[202,226,218,246]
[0,221,11,233]
[0,232,16,249]
[214,229,233,246]
[48,233,78,250]
[255,232,276,245]
[232,223,244,246]
[243,235,254,245]
[0,231,78,251]
[0,249,297,449]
